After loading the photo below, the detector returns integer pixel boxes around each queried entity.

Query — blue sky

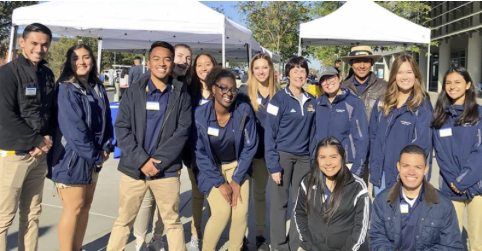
[201,1,321,69]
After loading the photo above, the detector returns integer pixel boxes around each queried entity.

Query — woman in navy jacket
[311,66,368,178]
[369,54,432,195]
[265,56,316,251]
[432,66,482,250]
[194,66,258,251]
[50,44,113,251]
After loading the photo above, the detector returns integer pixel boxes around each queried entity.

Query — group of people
[0,22,481,251]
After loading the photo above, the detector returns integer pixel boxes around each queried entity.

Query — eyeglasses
[214,84,239,94]
[320,75,337,85]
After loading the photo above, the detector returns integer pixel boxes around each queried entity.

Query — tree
[0,1,38,56]
[237,1,311,62]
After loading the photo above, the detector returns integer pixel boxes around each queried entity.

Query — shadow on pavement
[83,232,135,251]
[7,226,51,251]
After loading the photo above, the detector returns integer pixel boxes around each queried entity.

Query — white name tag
[207,127,219,136]
[439,128,452,137]
[400,204,409,214]
[87,95,94,102]
[267,103,279,116]
[25,87,37,96]
[146,101,160,111]
[199,99,209,106]
[257,97,262,104]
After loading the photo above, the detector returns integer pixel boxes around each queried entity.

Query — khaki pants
[0,154,47,251]
[251,158,269,231]
[203,161,250,251]
[107,174,186,251]
[187,167,205,237]
[452,196,482,251]
[133,189,164,243]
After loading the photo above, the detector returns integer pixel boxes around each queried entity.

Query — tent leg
[298,36,302,56]
[246,43,250,65]
[97,38,103,74]
[7,25,18,63]
[222,20,226,68]
[426,43,431,92]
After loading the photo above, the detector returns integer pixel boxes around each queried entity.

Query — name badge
[25,87,37,96]
[267,103,279,116]
[146,101,160,111]
[87,95,94,102]
[439,128,452,137]
[400,203,409,214]
[257,97,262,105]
[207,127,219,136]
[199,99,209,106]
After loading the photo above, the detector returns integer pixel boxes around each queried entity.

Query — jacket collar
[17,53,47,68]
[284,85,310,99]
[208,101,234,122]
[386,180,440,207]
[138,75,181,94]
[318,88,350,106]
[445,104,464,117]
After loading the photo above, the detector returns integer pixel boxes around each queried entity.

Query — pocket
[383,214,396,241]
[422,218,444,244]
[1,155,32,188]
[67,152,78,176]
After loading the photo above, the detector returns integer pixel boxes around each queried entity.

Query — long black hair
[432,66,480,129]
[306,136,351,223]
[189,52,218,101]
[58,44,102,86]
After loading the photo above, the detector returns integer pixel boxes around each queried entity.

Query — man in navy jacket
[107,41,191,251]
[369,145,463,251]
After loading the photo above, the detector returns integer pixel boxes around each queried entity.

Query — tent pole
[426,42,431,92]
[248,41,252,64]
[97,38,103,74]
[7,25,18,63]
[298,36,302,56]
[222,20,226,68]
[245,43,250,65]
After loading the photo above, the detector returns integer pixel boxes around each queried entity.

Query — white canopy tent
[9,1,254,68]
[299,1,431,85]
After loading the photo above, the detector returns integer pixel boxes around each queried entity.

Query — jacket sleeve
[350,99,369,177]
[423,198,464,251]
[232,106,258,185]
[152,93,192,171]
[368,195,397,251]
[368,100,381,186]
[128,68,134,86]
[265,97,284,173]
[57,84,104,166]
[453,121,482,191]
[293,179,317,251]
[342,185,370,251]
[193,112,225,189]
[114,86,150,169]
[412,101,433,181]
[0,66,44,148]
[309,111,318,162]
[102,86,114,153]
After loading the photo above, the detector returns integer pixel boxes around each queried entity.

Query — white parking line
[42,203,118,219]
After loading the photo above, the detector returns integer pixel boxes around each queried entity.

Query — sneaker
[135,242,149,251]
[148,238,166,251]
[256,236,270,251]
[188,236,202,251]
[241,237,249,251]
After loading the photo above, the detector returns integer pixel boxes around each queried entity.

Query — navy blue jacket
[310,89,368,177]
[369,180,463,251]
[369,97,433,188]
[433,105,482,199]
[265,87,316,173]
[194,101,258,195]
[115,76,192,179]
[50,82,113,185]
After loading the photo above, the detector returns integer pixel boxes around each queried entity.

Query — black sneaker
[256,236,270,251]
[241,237,249,251]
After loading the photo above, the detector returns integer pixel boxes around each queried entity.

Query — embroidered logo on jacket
[400,121,411,126]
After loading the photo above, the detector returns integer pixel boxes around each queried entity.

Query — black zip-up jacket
[115,75,192,179]
[0,54,56,150]
[293,172,370,251]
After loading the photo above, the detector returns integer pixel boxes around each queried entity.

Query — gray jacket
[341,73,387,120]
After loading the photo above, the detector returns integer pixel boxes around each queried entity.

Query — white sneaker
[187,236,202,251]
[136,242,149,251]
[148,238,166,251]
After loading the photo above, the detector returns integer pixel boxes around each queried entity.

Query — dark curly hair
[205,66,236,99]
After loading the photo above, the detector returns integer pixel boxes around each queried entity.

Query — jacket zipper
[156,88,178,146]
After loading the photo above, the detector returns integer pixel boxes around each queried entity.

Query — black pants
[269,151,310,251]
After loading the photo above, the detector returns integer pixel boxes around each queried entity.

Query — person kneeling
[368,145,463,251]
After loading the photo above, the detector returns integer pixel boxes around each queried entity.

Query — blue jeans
[373,172,386,197]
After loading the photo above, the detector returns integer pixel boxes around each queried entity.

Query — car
[228,68,242,79]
